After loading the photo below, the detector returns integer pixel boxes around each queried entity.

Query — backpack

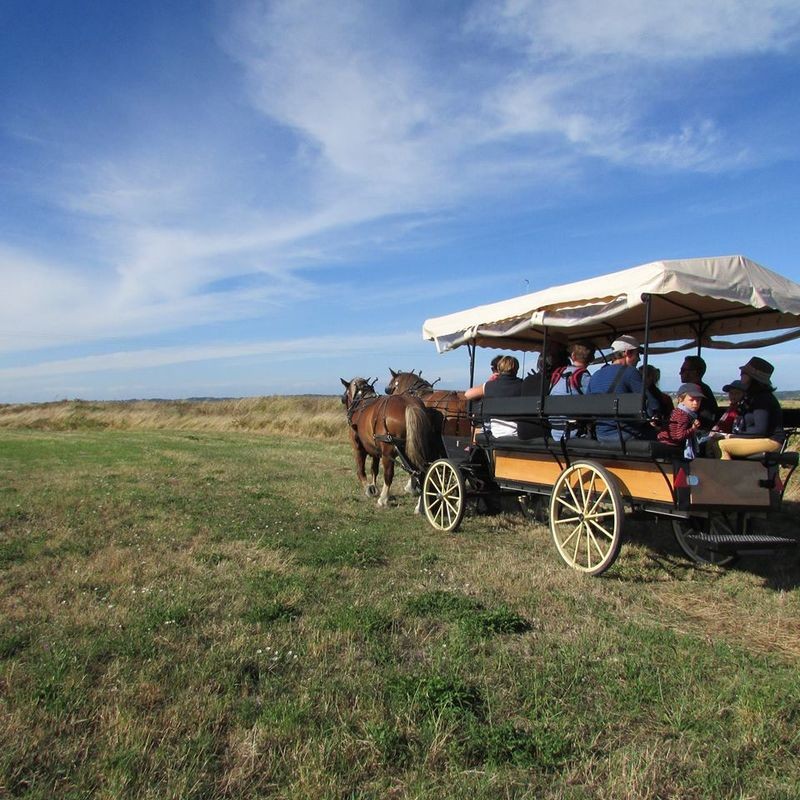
[549,365,588,395]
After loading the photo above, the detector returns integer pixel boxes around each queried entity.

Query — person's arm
[464,383,485,401]
[732,408,770,437]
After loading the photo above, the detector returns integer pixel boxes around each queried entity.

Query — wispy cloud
[0,331,421,380]
[3,0,800,399]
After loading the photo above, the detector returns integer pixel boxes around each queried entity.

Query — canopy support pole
[641,294,652,416]
[468,342,476,388]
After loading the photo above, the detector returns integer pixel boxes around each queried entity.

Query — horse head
[385,369,434,396]
[340,377,378,408]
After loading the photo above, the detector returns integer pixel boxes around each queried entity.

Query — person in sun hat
[587,334,649,440]
[657,382,704,459]
[714,357,784,459]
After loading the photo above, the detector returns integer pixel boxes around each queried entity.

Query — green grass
[1,428,800,798]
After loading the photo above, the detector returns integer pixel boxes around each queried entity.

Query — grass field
[2,402,800,798]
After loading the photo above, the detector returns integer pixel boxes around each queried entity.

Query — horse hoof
[365,485,378,497]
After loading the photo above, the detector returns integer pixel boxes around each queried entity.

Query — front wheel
[549,460,623,575]
[423,459,466,532]
[672,515,738,567]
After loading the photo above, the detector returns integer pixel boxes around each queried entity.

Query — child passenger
[711,379,746,435]
[657,382,704,459]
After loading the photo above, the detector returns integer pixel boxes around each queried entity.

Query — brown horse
[340,377,440,508]
[385,369,471,437]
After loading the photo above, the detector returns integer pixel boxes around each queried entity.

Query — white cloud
[4,0,799,374]
[473,0,800,60]
[0,331,421,380]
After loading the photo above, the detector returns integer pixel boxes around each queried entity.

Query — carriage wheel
[549,461,623,575]
[423,459,466,532]
[671,515,738,567]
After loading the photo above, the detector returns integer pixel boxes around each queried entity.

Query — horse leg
[367,454,379,496]
[351,438,376,497]
[377,450,394,508]
[403,475,419,495]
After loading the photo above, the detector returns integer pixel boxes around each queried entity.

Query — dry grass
[0,396,346,440]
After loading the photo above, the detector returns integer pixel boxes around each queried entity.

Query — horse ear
[390,368,397,378]
[340,378,350,388]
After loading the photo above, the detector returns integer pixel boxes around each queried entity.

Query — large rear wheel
[549,461,623,575]
[423,459,466,532]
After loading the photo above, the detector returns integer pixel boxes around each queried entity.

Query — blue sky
[2,0,800,402]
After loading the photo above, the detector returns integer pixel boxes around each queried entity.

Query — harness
[346,383,399,448]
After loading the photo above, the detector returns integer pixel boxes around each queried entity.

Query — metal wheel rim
[549,461,623,575]
[423,459,466,532]
[672,515,738,567]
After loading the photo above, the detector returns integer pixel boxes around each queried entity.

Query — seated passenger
[521,342,570,398]
[711,379,745,435]
[639,364,673,427]
[587,335,649,441]
[715,357,784,460]
[657,383,703,458]
[678,356,719,432]
[517,343,569,440]
[548,341,595,441]
[465,355,522,437]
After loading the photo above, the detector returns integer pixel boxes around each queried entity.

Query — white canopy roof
[423,255,800,354]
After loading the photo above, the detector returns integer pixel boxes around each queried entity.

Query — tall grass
[0,396,346,440]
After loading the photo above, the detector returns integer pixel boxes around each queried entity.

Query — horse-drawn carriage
[414,255,800,575]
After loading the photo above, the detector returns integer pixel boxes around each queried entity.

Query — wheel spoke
[587,528,609,559]
[587,517,615,540]
[553,514,582,525]
[584,509,616,521]
[559,523,581,550]
[565,479,581,513]
[554,495,582,515]
[586,488,609,517]
[572,524,583,563]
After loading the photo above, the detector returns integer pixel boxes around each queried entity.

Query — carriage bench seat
[473,392,650,422]
[474,432,681,461]
[743,450,800,468]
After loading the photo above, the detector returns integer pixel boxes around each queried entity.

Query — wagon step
[683,532,798,550]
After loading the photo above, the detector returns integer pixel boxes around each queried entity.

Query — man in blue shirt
[587,335,647,441]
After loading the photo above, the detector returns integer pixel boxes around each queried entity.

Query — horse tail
[404,402,438,470]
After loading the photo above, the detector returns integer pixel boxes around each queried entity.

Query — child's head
[676,382,704,410]
[722,379,746,404]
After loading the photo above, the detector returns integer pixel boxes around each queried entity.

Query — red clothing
[657,407,698,447]
[713,403,741,434]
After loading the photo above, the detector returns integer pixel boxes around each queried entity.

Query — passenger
[548,341,595,441]
[715,357,784,460]
[518,342,568,439]
[488,355,502,381]
[678,356,719,431]
[587,334,648,441]
[657,382,703,459]
[465,354,522,437]
[521,342,570,398]
[639,364,673,426]
[711,379,746,435]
